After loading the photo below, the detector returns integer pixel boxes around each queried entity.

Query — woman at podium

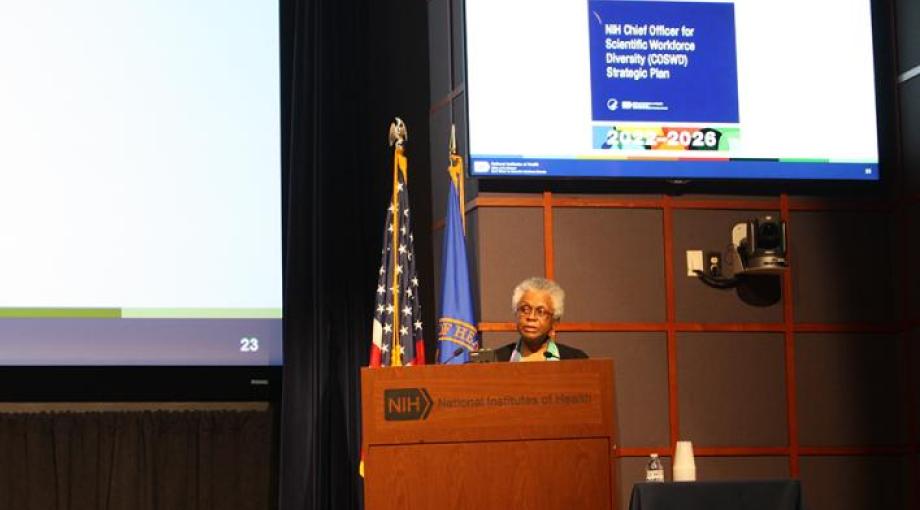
[494,277,588,362]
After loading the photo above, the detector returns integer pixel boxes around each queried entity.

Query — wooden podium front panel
[361,359,615,446]
[361,360,617,509]
[365,438,612,510]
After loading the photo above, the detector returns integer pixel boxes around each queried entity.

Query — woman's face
[515,289,556,342]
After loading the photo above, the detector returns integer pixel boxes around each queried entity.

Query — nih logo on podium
[384,388,433,421]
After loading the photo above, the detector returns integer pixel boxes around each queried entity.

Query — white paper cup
[673,440,696,481]
[673,465,697,482]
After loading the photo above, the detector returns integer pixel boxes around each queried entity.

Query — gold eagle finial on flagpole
[388,117,408,148]
[387,117,409,366]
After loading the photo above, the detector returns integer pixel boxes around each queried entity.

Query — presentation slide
[465,0,881,180]
[0,2,282,365]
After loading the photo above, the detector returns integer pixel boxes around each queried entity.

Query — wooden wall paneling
[463,198,910,505]
[473,195,544,208]
[543,191,554,279]
[465,322,917,333]
[479,323,910,333]
[692,456,790,481]
[558,323,665,332]
[559,332,670,448]
[799,446,910,456]
[617,446,790,457]
[553,195,664,209]
[794,323,902,333]
[787,199,891,212]
[790,209,898,324]
[673,198,780,211]
[781,193,800,476]
[795,334,904,447]
[479,331,518,351]
[553,207,665,323]
[465,209,482,323]
[477,322,518,332]
[799,456,908,510]
[662,195,679,447]
[691,447,789,456]
[472,195,895,212]
[676,333,788,447]
[474,207,543,322]
[678,323,783,332]
[475,322,912,333]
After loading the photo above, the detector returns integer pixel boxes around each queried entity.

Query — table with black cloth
[629,480,804,510]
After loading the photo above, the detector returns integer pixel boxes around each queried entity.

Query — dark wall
[427,1,919,510]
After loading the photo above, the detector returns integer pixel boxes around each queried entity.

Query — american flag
[369,141,425,367]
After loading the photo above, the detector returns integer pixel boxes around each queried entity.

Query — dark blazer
[494,340,588,361]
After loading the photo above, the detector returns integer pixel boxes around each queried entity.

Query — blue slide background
[588,0,740,123]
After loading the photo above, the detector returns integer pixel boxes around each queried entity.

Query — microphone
[441,347,465,364]
[543,351,559,360]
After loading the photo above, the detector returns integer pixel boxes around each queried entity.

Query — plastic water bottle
[645,453,665,482]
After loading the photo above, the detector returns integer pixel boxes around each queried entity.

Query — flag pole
[448,124,466,233]
[437,123,479,364]
[388,118,408,367]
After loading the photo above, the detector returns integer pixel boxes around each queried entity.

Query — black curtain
[278,0,431,509]
[0,410,272,510]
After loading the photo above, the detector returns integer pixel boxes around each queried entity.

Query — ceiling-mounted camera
[731,216,788,275]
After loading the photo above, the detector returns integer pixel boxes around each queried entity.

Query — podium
[361,359,617,509]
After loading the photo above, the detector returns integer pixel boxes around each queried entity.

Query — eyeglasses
[516,304,554,320]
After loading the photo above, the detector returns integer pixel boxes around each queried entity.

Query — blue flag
[437,154,478,364]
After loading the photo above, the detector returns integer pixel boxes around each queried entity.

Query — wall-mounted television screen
[464,0,887,181]
[0,1,282,367]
